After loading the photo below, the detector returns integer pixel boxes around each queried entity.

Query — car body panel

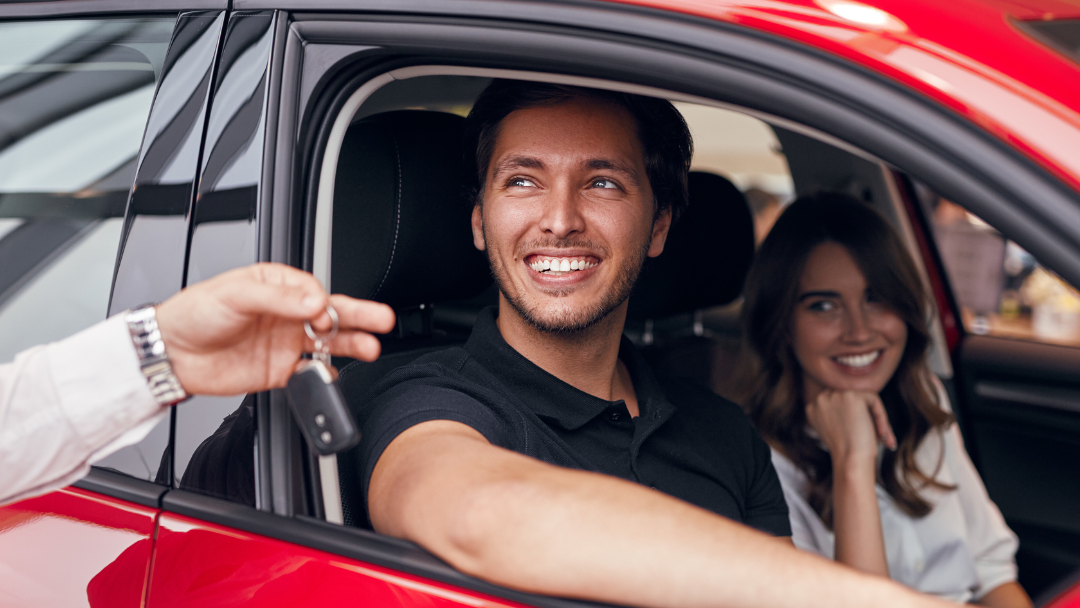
[602,0,1080,192]
[0,488,157,608]
[146,512,532,608]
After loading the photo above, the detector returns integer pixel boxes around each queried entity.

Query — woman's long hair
[740,193,953,528]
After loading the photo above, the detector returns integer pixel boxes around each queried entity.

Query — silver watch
[126,304,189,406]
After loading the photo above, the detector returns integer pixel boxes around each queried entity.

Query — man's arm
[370,420,949,608]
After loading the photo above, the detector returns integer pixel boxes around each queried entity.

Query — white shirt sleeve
[942,420,1020,598]
[0,314,167,505]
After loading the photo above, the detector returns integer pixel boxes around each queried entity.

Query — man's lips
[525,253,601,275]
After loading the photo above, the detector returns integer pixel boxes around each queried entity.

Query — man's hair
[462,80,693,222]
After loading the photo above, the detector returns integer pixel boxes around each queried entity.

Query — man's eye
[590,178,618,189]
[508,177,536,188]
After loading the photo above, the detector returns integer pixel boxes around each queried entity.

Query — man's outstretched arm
[369,420,949,608]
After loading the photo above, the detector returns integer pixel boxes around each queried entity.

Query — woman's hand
[806,390,897,467]
[806,389,896,578]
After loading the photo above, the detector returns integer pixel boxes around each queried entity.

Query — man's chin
[506,296,612,335]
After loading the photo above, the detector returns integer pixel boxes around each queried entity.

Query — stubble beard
[486,229,652,335]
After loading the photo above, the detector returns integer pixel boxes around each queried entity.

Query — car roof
[7,0,1077,192]
[603,0,1080,192]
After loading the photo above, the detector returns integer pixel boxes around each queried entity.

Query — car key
[284,304,361,456]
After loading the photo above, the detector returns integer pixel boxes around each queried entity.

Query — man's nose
[537,184,586,238]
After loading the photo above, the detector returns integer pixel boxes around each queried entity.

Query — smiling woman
[739,193,1030,606]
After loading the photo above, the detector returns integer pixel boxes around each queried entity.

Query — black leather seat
[331,110,491,528]
[626,170,756,397]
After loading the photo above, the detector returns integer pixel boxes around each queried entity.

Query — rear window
[1015,18,1080,66]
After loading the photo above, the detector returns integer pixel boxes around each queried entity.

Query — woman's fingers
[865,395,897,451]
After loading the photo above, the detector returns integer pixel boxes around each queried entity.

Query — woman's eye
[590,178,618,189]
[508,177,536,188]
[807,300,837,313]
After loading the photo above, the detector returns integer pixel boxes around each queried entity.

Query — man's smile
[526,253,600,276]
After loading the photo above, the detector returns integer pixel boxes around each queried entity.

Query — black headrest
[331,110,491,309]
[627,171,755,320]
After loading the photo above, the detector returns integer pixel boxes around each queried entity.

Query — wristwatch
[125,304,189,406]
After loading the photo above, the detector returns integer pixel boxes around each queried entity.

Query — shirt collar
[464,306,674,430]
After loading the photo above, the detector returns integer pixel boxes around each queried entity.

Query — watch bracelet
[125,304,189,406]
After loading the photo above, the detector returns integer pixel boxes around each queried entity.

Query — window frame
[242,0,1080,584]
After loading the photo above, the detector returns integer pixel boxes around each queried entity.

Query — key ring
[304,304,338,360]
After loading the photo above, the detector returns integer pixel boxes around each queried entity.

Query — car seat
[330,110,492,528]
[625,171,755,399]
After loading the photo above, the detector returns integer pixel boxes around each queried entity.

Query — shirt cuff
[47,313,164,452]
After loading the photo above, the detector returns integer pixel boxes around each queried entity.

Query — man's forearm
[370,422,948,608]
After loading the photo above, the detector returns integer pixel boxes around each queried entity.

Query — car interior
[316,73,943,525]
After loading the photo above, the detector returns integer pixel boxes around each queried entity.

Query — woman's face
[790,242,908,403]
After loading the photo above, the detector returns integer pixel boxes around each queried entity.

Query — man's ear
[471,204,486,251]
[646,208,672,258]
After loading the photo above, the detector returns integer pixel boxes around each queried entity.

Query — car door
[130,2,1080,606]
[0,7,207,607]
[898,180,1080,599]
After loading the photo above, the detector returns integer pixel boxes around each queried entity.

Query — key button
[320,431,332,444]
[315,414,326,427]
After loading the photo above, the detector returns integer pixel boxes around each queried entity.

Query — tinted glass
[0,17,175,481]
[0,18,174,363]
[1017,18,1080,66]
[919,185,1080,348]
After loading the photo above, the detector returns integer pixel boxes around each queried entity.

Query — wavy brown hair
[740,193,953,528]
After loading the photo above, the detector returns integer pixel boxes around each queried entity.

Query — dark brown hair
[740,193,953,527]
[461,79,693,222]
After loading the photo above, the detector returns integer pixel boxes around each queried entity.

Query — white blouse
[771,392,1019,602]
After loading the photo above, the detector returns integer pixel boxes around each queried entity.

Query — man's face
[471,97,671,333]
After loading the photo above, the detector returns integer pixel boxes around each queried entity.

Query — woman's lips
[831,349,884,374]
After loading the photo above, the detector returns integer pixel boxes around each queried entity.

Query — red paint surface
[1045,582,1080,608]
[600,0,1080,192]
[147,513,532,608]
[0,487,157,608]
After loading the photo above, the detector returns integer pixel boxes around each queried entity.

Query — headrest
[331,111,491,309]
[627,171,755,320]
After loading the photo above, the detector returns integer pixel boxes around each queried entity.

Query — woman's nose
[537,185,586,238]
[842,306,874,342]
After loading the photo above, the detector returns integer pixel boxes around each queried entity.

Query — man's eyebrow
[583,158,642,187]
[491,156,545,179]
[797,290,841,302]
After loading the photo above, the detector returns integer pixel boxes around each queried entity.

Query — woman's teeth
[530,258,597,273]
[834,351,881,368]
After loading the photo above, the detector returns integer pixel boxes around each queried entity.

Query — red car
[0,0,1078,606]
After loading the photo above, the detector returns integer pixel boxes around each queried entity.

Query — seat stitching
[373,131,402,299]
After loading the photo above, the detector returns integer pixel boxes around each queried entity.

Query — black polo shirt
[355,307,791,536]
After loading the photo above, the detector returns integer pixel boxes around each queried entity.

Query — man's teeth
[530,258,597,273]
[835,351,881,368]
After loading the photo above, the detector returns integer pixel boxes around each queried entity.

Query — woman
[741,193,1031,607]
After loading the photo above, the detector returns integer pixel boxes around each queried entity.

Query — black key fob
[284,361,361,456]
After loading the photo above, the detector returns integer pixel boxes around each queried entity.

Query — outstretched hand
[154,263,396,396]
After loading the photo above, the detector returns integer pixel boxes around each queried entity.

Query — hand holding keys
[285,304,362,455]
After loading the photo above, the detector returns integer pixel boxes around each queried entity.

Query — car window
[918,185,1080,348]
[0,16,176,478]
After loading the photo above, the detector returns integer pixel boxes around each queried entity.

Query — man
[355,81,947,608]
[0,262,395,505]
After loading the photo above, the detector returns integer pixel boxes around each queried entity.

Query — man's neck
[495,296,638,414]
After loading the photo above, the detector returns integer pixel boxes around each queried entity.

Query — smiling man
[355,80,951,608]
